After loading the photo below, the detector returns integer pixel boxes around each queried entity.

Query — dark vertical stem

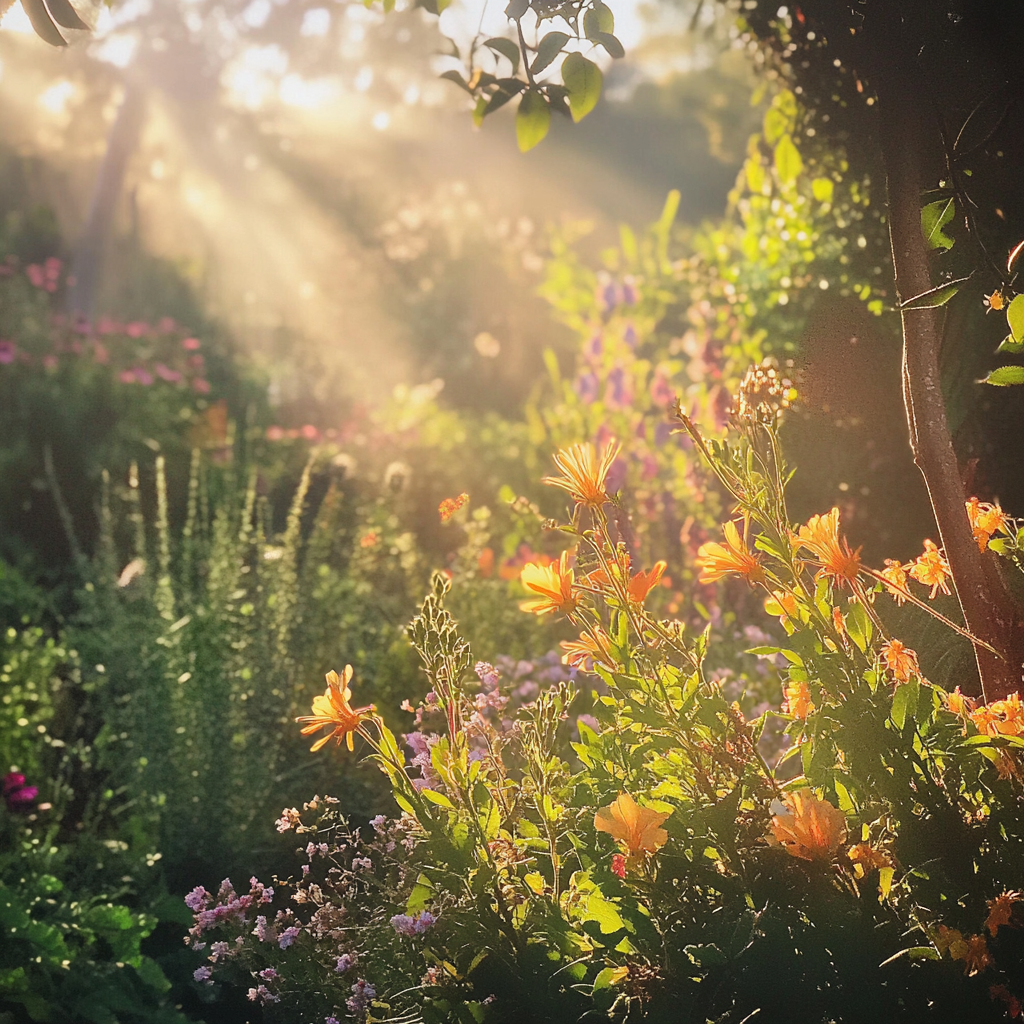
[876,64,1024,701]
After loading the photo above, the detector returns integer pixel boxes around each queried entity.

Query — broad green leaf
[516,89,551,152]
[763,105,789,144]
[504,0,528,18]
[523,872,545,894]
[594,31,624,58]
[532,31,570,75]
[583,1,614,38]
[844,600,872,652]
[581,889,624,934]
[981,365,1024,387]
[483,78,526,117]
[420,788,455,809]
[774,134,802,185]
[406,873,435,913]
[921,198,955,250]
[483,37,520,73]
[562,52,602,123]
[593,966,628,991]
[900,274,971,310]
[1007,294,1024,343]
[878,866,894,901]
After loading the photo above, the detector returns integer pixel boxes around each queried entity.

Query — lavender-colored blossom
[352,856,373,871]
[390,911,437,937]
[248,984,280,1005]
[604,366,632,410]
[193,966,213,982]
[573,371,600,404]
[622,277,639,305]
[584,332,604,360]
[184,886,210,912]
[0,341,16,364]
[252,916,270,942]
[326,1018,340,1024]
[335,953,357,973]
[278,926,300,949]
[369,815,387,831]
[605,457,628,495]
[209,941,230,962]
[259,968,279,981]
[347,979,376,1014]
[474,662,500,690]
[623,323,638,349]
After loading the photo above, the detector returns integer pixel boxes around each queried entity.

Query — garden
[1,0,1024,1020]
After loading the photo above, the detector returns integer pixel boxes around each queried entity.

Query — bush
[183,386,1024,1022]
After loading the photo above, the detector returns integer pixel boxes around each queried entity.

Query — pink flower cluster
[26,258,62,293]
[186,877,274,945]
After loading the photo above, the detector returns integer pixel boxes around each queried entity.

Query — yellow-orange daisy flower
[966,497,1010,552]
[594,792,671,859]
[783,679,814,720]
[520,551,577,617]
[626,560,668,603]
[881,638,920,683]
[985,891,1023,937]
[697,521,765,586]
[296,666,377,752]
[908,539,951,598]
[879,558,910,604]
[770,790,847,862]
[544,440,622,510]
[560,626,615,671]
[797,508,862,588]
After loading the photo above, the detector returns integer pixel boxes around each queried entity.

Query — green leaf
[532,31,569,75]
[561,52,602,123]
[483,37,520,73]
[1007,294,1024,343]
[407,873,435,914]
[844,600,872,653]
[581,889,624,934]
[504,0,528,18]
[981,365,1024,387]
[516,89,551,151]
[811,177,834,203]
[890,683,910,731]
[774,134,802,185]
[483,78,526,117]
[900,274,972,310]
[921,198,955,250]
[593,31,624,58]
[420,788,455,809]
[997,334,1024,355]
[583,1,614,38]
[879,946,939,967]
[440,70,473,94]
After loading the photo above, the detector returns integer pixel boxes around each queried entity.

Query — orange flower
[439,492,469,522]
[769,790,847,862]
[783,679,814,720]
[944,686,975,716]
[594,792,671,860]
[985,891,1022,937]
[627,561,667,603]
[879,558,910,604]
[908,539,951,598]
[560,626,615,671]
[881,639,920,683]
[797,508,862,588]
[970,692,1024,738]
[832,605,846,637]
[360,530,379,549]
[847,843,892,876]
[544,440,622,511]
[966,497,1010,552]
[520,551,577,617]
[296,666,377,752]
[697,521,765,585]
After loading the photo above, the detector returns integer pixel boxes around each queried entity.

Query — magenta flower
[3,772,38,812]
[0,341,16,364]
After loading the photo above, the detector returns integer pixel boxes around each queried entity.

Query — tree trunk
[876,64,1024,702]
[66,81,146,322]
